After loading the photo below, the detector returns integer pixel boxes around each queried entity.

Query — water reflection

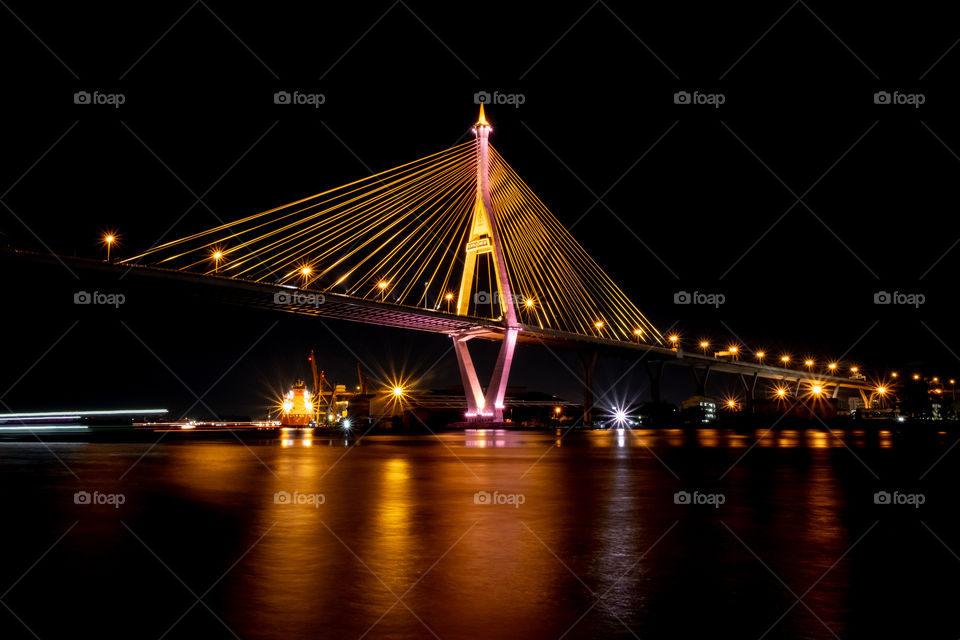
[6,427,944,638]
[464,428,509,447]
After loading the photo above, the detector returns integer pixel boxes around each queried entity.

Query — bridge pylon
[452,105,519,423]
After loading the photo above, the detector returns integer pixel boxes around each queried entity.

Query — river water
[0,428,956,639]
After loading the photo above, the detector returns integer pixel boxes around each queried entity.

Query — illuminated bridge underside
[4,250,874,397]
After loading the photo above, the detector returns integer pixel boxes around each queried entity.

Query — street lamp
[102,233,117,262]
[378,281,388,302]
[699,340,710,355]
[445,292,454,313]
[781,355,791,366]
[728,345,739,360]
[875,386,887,408]
[595,320,604,333]
[300,266,312,283]
[804,359,814,371]
[755,351,765,364]
[668,335,679,350]
[212,249,223,273]
[634,328,644,344]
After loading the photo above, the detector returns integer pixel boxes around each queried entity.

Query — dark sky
[2,2,959,417]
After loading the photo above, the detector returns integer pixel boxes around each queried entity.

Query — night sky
[2,2,959,418]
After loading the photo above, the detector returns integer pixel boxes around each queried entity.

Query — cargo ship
[281,379,314,427]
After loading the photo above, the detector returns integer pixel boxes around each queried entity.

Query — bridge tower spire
[451,105,520,422]
[456,105,516,325]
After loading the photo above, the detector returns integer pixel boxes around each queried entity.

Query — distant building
[681,396,717,424]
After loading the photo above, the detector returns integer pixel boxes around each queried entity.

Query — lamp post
[103,233,116,262]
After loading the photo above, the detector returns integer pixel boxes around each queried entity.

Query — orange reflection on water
[697,428,720,448]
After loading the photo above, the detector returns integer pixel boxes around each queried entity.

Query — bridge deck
[1,249,874,392]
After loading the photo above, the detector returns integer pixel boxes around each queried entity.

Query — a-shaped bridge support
[453,106,521,423]
[452,328,519,422]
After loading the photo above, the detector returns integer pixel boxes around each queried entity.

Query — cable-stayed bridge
[3,107,880,422]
